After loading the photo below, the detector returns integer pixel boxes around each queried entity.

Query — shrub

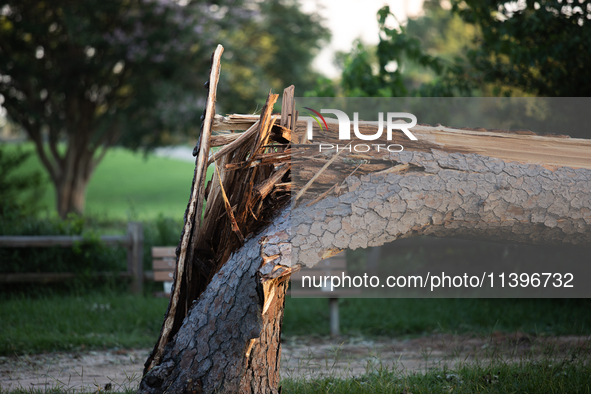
[0,144,46,217]
[0,213,126,276]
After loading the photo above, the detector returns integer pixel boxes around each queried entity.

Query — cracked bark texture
[139,147,590,394]
[292,149,591,267]
[139,210,291,394]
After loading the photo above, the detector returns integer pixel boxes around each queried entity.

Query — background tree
[452,0,591,97]
[306,5,473,97]
[0,0,328,217]
[404,0,480,93]
[314,0,591,102]
[215,0,329,114]
[0,0,218,217]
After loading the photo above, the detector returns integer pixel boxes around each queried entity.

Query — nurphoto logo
[302,108,418,153]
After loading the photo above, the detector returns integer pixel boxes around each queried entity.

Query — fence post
[329,297,340,336]
[127,222,144,295]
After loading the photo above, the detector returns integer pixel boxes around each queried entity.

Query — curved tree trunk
[292,149,591,267]
[139,145,591,394]
[140,210,291,394]
[138,60,591,393]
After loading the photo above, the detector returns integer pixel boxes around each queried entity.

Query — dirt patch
[1,333,589,392]
[0,348,148,392]
[281,332,591,379]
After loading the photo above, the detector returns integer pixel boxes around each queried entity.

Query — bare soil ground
[1,333,589,392]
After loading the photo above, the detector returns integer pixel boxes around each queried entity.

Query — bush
[142,214,183,265]
[0,213,125,274]
[0,210,186,296]
[0,144,188,295]
[0,144,46,216]
[0,144,124,279]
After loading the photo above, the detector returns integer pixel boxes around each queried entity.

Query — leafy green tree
[217,0,329,113]
[403,0,480,92]
[259,0,329,93]
[307,5,472,97]
[313,0,591,100]
[407,1,478,63]
[0,0,328,217]
[452,0,591,97]
[0,1,219,217]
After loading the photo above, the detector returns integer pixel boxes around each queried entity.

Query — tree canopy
[0,0,328,217]
[453,0,591,97]
[312,0,591,100]
[306,4,474,97]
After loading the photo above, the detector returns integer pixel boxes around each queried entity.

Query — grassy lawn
[1,360,589,394]
[283,298,591,338]
[9,143,201,220]
[2,293,590,393]
[1,293,590,394]
[0,291,169,355]
[281,357,591,393]
[85,148,197,220]
[2,294,590,356]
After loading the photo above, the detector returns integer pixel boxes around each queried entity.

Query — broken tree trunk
[140,47,294,394]
[140,118,591,393]
[140,209,292,393]
[139,54,591,393]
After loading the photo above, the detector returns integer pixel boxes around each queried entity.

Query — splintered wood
[145,50,294,374]
[212,114,591,201]
[188,86,296,303]
[196,91,291,262]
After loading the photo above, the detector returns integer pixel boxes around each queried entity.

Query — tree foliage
[453,0,591,97]
[0,145,45,217]
[312,0,590,100]
[216,0,329,113]
[0,0,328,216]
[307,5,473,97]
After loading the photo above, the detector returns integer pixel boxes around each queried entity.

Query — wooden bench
[152,247,176,297]
[290,252,359,336]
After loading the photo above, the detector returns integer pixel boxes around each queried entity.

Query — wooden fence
[0,222,144,294]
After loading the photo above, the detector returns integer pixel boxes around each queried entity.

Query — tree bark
[139,210,291,394]
[55,170,90,218]
[24,119,102,218]
[291,148,591,268]
[139,127,591,393]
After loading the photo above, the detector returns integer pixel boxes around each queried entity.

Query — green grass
[1,295,590,356]
[1,294,590,393]
[85,148,198,220]
[1,357,589,394]
[0,384,137,394]
[0,291,169,355]
[1,338,590,393]
[281,354,591,393]
[283,298,591,338]
[7,143,204,220]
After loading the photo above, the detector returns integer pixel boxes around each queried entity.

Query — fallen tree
[138,47,591,394]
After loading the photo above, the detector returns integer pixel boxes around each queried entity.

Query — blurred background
[1,0,590,356]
